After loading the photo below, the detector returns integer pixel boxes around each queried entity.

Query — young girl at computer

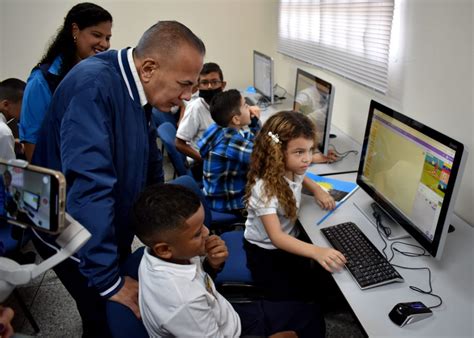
[243,111,346,303]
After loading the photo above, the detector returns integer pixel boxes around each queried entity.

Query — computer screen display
[253,50,274,104]
[357,100,466,259]
[293,68,335,155]
[23,190,40,211]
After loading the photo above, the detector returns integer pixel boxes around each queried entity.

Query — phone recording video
[0,160,66,234]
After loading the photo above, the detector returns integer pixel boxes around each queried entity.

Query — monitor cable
[372,208,443,309]
[328,144,359,162]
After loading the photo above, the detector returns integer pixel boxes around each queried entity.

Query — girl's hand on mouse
[313,247,346,273]
[205,235,228,269]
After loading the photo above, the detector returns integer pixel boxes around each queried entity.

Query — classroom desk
[308,125,361,176]
[298,173,473,337]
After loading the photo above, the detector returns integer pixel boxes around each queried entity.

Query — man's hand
[109,276,140,319]
[205,235,228,269]
[249,105,261,119]
[0,305,14,338]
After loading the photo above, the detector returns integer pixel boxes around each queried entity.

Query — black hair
[200,62,224,81]
[210,89,242,127]
[135,21,205,60]
[40,2,113,78]
[131,184,201,248]
[0,78,26,102]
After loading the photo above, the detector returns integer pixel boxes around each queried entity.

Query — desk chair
[157,122,191,178]
[105,176,258,337]
[151,108,178,128]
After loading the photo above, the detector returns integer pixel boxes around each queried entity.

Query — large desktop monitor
[356,100,467,259]
[293,68,335,155]
[253,50,274,105]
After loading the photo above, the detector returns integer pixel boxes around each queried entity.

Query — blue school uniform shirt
[198,118,260,212]
[19,56,62,144]
[33,48,164,297]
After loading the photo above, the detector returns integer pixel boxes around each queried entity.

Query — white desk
[299,173,474,337]
[308,125,361,176]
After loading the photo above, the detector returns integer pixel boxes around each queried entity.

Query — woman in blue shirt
[20,2,113,161]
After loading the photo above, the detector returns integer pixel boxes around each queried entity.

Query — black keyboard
[321,222,404,290]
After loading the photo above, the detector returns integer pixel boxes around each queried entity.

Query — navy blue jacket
[33,48,164,297]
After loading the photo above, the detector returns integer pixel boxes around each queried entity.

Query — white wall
[1,0,472,224]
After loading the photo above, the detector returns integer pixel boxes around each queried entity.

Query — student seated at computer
[244,111,346,310]
[294,86,338,164]
[175,63,227,164]
[133,183,298,337]
[198,89,260,220]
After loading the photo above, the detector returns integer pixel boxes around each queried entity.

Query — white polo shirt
[244,175,304,249]
[176,97,213,150]
[0,113,15,160]
[138,247,241,337]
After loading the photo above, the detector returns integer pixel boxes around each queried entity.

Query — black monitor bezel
[252,50,274,104]
[357,100,464,258]
[292,68,334,155]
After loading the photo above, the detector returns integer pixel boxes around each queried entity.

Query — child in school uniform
[243,111,347,315]
[198,89,261,219]
[133,183,297,337]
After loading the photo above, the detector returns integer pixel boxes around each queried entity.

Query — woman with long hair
[20,2,112,161]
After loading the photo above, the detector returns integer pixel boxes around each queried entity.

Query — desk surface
[299,173,473,337]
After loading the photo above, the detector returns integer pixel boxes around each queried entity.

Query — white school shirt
[176,97,213,150]
[244,174,304,250]
[0,113,15,160]
[138,248,241,338]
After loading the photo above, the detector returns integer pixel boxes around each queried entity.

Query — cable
[371,214,443,309]
[328,144,359,161]
[273,83,287,99]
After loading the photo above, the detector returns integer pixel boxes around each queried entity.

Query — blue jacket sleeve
[60,87,122,297]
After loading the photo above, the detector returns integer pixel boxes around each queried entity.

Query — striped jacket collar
[117,48,148,106]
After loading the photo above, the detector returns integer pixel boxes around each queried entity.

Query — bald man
[33,21,205,337]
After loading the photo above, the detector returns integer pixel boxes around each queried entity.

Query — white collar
[284,173,304,186]
[144,247,199,281]
[0,113,6,124]
[127,48,148,106]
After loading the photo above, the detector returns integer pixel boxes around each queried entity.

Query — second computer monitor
[253,50,274,105]
[293,69,335,155]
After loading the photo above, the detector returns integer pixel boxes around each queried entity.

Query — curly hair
[245,111,317,221]
[40,2,112,78]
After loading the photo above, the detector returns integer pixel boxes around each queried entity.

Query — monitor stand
[354,200,410,240]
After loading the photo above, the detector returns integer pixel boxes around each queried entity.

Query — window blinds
[278,0,394,93]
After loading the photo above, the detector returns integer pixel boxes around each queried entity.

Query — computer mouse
[388,301,433,327]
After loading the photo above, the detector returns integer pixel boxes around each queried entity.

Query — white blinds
[278,0,394,93]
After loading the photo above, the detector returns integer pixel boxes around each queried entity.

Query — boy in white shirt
[175,62,227,164]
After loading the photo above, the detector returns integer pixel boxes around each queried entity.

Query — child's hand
[249,105,261,119]
[314,188,336,210]
[205,235,228,269]
[313,247,346,273]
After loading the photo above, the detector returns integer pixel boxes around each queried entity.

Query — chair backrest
[157,122,191,177]
[151,108,178,128]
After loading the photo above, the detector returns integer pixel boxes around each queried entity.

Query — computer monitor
[22,190,40,211]
[293,68,335,155]
[253,50,274,105]
[356,100,467,260]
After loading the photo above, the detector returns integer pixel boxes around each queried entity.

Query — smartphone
[0,159,66,234]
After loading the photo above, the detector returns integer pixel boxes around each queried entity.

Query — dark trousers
[234,300,325,338]
[32,235,131,338]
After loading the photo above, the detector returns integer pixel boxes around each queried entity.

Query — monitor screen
[293,68,335,155]
[23,190,40,211]
[357,100,466,259]
[253,50,274,104]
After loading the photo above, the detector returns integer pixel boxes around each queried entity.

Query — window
[278,0,395,93]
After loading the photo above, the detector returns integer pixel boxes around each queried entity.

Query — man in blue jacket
[33,21,205,337]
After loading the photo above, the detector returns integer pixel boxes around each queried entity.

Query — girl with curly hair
[243,111,346,305]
